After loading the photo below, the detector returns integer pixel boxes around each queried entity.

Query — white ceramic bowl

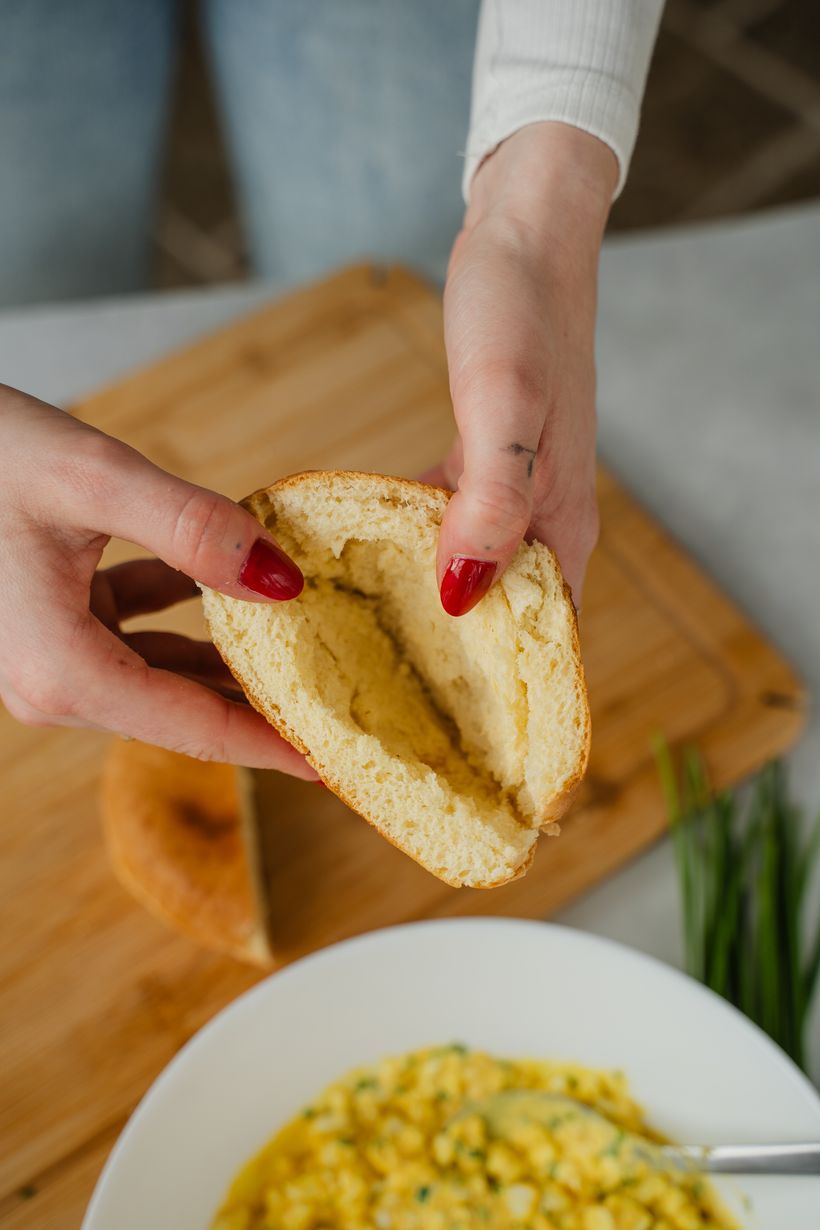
[83,919,820,1230]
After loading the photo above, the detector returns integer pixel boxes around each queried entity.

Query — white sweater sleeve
[464,0,664,201]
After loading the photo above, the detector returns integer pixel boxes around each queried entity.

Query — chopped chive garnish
[599,1129,625,1158]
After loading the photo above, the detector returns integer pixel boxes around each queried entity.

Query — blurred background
[154,0,820,289]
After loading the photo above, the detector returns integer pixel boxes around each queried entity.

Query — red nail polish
[440,557,496,617]
[239,538,304,601]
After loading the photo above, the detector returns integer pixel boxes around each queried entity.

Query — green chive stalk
[656,745,820,1074]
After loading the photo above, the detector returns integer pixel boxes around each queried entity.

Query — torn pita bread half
[201,471,590,888]
[100,739,271,966]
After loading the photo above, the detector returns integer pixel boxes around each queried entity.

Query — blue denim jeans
[0,0,479,307]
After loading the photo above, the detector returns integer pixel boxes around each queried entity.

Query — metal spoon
[457,1091,820,1176]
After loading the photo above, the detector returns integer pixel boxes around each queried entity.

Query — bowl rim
[82,917,820,1227]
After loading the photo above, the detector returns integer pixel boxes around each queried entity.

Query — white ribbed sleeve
[465,0,664,200]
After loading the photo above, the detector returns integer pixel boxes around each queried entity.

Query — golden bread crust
[204,470,589,888]
[100,740,272,965]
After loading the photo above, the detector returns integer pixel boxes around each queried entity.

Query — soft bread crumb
[201,472,589,887]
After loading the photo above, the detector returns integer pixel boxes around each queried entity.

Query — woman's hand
[434,122,618,615]
[0,384,317,775]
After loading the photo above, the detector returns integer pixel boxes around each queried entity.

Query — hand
[433,122,618,615]
[0,384,316,775]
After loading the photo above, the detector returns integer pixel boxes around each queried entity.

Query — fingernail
[239,538,304,601]
[440,557,496,617]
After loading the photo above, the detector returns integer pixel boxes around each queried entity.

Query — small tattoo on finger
[505,441,537,478]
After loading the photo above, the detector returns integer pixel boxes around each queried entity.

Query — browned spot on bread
[174,800,237,838]
[759,690,803,711]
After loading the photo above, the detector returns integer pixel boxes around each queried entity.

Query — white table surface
[2,203,818,1078]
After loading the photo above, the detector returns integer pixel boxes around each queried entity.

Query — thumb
[436,403,539,617]
[59,432,303,602]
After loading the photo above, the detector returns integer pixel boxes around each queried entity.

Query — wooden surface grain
[0,265,806,1227]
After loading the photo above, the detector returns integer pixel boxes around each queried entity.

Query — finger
[529,491,599,609]
[98,559,199,620]
[122,631,237,680]
[417,463,449,488]
[178,672,250,703]
[43,616,318,775]
[41,429,303,603]
[1,681,102,731]
[418,437,464,490]
[436,380,543,616]
[123,632,248,702]
[89,572,120,632]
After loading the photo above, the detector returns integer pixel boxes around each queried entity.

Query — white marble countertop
[2,203,818,1075]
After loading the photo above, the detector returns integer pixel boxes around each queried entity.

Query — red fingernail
[238,538,304,601]
[440,557,496,617]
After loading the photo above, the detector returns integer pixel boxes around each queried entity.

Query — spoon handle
[662,1142,820,1175]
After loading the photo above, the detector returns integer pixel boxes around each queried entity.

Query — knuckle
[18,676,76,720]
[2,690,55,728]
[170,735,229,764]
[75,428,128,471]
[454,356,546,419]
[466,476,533,539]
[52,430,130,505]
[167,688,236,765]
[171,489,234,576]
[496,361,546,412]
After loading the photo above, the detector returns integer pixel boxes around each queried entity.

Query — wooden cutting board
[0,265,806,1229]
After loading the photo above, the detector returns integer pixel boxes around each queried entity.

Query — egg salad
[211,1045,739,1230]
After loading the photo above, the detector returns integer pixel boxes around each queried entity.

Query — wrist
[465,122,617,265]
